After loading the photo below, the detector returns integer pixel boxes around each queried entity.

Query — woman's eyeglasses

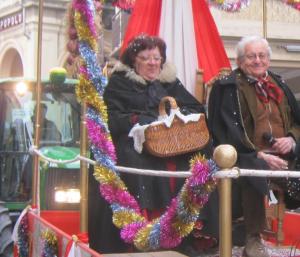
[137,55,162,63]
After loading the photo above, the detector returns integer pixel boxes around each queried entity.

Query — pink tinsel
[121,222,147,243]
[79,66,88,76]
[100,184,140,211]
[186,162,211,205]
[87,118,116,161]
[188,162,210,186]
[159,199,182,248]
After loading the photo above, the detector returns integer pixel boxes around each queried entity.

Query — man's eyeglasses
[245,53,269,61]
[137,55,162,63]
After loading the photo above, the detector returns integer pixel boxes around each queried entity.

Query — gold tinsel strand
[204,180,217,193]
[189,154,207,166]
[172,217,195,237]
[180,187,202,214]
[41,229,58,246]
[74,12,97,51]
[94,166,127,190]
[113,211,146,228]
[134,224,152,251]
[76,76,108,123]
[75,75,89,100]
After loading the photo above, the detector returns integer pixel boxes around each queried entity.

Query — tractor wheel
[0,203,13,257]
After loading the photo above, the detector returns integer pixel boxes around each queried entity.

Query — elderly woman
[88,34,212,254]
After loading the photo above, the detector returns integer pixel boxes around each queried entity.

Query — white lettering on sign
[0,11,23,32]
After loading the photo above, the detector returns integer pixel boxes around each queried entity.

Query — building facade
[0,0,69,78]
[0,0,299,96]
[210,0,300,97]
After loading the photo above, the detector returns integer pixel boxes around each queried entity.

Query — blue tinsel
[79,42,104,94]
[91,144,116,170]
[176,201,199,223]
[86,107,109,132]
[149,222,161,249]
[42,241,58,257]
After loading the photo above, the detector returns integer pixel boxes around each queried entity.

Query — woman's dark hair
[120,34,167,68]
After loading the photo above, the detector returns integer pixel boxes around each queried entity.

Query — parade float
[7,1,300,257]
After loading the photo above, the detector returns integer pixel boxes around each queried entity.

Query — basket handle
[158,96,178,116]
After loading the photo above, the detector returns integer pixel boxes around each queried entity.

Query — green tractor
[0,77,81,256]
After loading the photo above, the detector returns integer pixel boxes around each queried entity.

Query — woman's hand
[272,136,295,155]
[257,151,288,170]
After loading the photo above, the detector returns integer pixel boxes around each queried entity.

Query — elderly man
[207,35,300,257]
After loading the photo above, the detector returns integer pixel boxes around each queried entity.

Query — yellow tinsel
[134,223,152,251]
[189,153,207,166]
[76,76,108,123]
[74,12,97,52]
[180,188,202,213]
[172,218,195,237]
[41,229,58,246]
[94,166,126,190]
[113,210,146,228]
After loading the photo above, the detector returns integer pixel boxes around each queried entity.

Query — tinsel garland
[208,0,251,12]
[71,0,218,251]
[41,230,58,257]
[17,213,29,257]
[95,156,218,250]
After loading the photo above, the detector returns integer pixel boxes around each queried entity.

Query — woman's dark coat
[88,62,212,253]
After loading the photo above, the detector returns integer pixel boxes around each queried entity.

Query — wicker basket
[144,96,210,157]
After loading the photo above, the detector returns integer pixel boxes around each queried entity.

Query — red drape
[192,0,231,82]
[120,0,162,54]
[121,0,231,83]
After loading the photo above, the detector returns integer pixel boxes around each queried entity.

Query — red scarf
[254,76,283,104]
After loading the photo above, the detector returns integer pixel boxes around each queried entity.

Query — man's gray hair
[236,35,272,61]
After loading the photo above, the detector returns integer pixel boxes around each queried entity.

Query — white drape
[159,0,198,94]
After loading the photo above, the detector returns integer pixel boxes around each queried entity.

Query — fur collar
[112,61,177,85]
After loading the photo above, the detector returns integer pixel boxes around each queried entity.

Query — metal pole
[219,178,232,257]
[32,0,44,210]
[263,0,267,38]
[80,101,88,232]
[213,145,237,257]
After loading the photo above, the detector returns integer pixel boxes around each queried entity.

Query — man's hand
[257,151,288,170]
[272,136,295,155]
